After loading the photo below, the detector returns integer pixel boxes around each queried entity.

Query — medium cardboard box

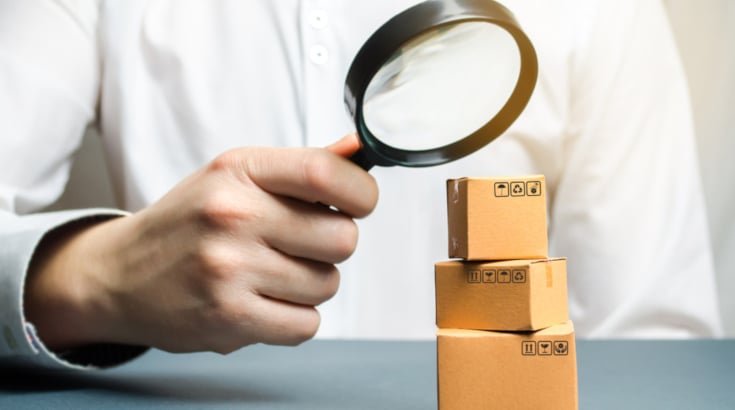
[435,258,568,331]
[437,321,578,410]
[446,176,548,260]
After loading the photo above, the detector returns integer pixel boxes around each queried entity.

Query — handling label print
[467,270,481,283]
[526,181,542,196]
[467,269,527,285]
[493,180,542,198]
[498,270,511,283]
[538,341,553,356]
[522,341,536,356]
[553,341,569,355]
[521,340,569,357]
[510,181,525,196]
[494,182,509,197]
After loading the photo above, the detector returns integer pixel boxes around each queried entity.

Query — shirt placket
[300,0,344,147]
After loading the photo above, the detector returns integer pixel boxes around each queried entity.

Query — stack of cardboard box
[436,176,578,409]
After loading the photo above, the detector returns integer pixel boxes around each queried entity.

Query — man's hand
[24,134,378,354]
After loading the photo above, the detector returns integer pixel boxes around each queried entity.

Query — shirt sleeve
[0,1,148,368]
[0,210,149,370]
[550,0,723,337]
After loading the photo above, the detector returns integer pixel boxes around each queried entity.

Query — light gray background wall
[666,0,735,336]
[48,1,735,336]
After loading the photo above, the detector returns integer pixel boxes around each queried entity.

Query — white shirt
[0,0,722,369]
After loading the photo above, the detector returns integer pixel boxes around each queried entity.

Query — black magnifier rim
[344,0,538,167]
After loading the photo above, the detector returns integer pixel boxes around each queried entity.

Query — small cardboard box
[446,176,548,260]
[438,321,578,410]
[435,258,568,331]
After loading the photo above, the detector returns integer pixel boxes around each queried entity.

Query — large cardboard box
[437,321,578,410]
[435,258,568,331]
[446,176,548,260]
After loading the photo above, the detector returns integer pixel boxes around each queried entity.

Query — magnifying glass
[344,0,538,170]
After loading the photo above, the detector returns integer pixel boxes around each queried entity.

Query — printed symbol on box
[494,182,509,197]
[467,270,481,283]
[526,181,542,196]
[522,341,536,356]
[512,269,527,283]
[553,341,569,356]
[483,270,496,283]
[510,182,525,196]
[498,270,511,283]
[538,341,553,356]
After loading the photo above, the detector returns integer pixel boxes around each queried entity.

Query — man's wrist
[23,215,127,350]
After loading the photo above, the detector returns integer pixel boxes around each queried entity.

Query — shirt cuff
[0,209,148,370]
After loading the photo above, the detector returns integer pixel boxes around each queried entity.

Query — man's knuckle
[332,218,358,262]
[195,241,239,280]
[318,267,341,302]
[363,176,379,215]
[301,150,332,195]
[287,310,320,345]
[208,149,242,172]
[197,191,260,230]
[197,192,233,225]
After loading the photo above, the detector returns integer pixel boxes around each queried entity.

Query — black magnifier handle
[349,149,375,171]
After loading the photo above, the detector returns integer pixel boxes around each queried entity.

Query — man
[0,0,721,370]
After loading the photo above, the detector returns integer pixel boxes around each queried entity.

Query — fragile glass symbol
[483,270,496,283]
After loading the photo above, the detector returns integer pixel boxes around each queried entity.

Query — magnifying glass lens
[362,21,522,151]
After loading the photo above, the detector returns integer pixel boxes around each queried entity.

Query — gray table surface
[1,340,733,409]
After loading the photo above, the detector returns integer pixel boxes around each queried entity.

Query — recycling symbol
[510,182,525,196]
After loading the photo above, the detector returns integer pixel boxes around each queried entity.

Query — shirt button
[308,9,329,29]
[309,45,329,65]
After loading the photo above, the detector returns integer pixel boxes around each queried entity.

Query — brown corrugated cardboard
[437,321,578,410]
[435,258,568,331]
[446,176,548,260]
